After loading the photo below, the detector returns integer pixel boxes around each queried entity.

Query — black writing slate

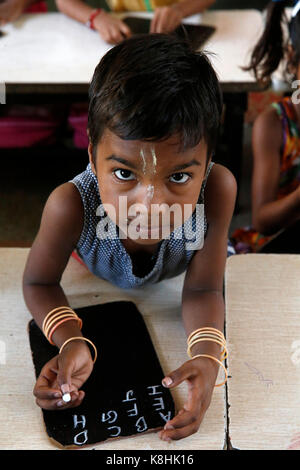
[123,16,216,51]
[28,301,176,448]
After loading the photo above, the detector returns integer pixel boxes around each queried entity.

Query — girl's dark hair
[88,34,223,162]
[245,0,300,83]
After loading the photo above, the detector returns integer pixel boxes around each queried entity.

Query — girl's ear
[88,141,97,175]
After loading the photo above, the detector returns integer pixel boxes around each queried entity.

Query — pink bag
[0,105,66,148]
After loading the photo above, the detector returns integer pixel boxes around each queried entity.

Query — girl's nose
[130,184,169,221]
[135,183,166,209]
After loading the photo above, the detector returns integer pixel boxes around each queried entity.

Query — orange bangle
[188,327,225,344]
[187,337,227,360]
[44,312,80,339]
[190,354,228,387]
[48,317,83,346]
[42,306,74,332]
[59,337,97,363]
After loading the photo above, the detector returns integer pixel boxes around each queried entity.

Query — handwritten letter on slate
[28,301,175,448]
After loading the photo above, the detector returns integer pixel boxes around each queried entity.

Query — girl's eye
[169,172,191,184]
[113,169,136,181]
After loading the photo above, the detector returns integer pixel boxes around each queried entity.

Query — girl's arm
[55,0,131,44]
[55,0,97,24]
[23,182,94,410]
[23,182,83,346]
[159,163,237,442]
[150,0,215,33]
[251,108,300,235]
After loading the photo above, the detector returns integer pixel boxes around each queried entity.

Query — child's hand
[94,11,132,44]
[158,356,219,441]
[33,340,94,410]
[0,0,26,25]
[150,5,183,34]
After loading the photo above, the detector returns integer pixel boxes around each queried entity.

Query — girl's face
[89,129,210,246]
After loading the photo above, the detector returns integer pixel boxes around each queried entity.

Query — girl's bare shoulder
[253,106,282,151]
[40,182,84,247]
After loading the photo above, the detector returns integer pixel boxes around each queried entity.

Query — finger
[36,390,79,411]
[56,390,84,409]
[162,361,197,389]
[111,27,125,44]
[119,21,132,37]
[106,27,121,45]
[35,393,73,410]
[155,11,168,33]
[57,355,75,394]
[160,420,202,441]
[34,386,61,400]
[150,11,159,33]
[66,390,85,408]
[164,405,202,431]
[34,367,61,399]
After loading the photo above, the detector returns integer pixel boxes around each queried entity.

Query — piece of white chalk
[62,393,71,403]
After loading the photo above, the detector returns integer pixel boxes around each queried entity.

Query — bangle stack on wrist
[42,306,83,345]
[187,327,228,387]
[42,306,98,363]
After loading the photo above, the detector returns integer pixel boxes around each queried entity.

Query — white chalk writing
[74,430,88,445]
[101,411,118,424]
[135,416,147,433]
[73,415,86,429]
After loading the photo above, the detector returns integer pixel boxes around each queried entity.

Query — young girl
[23,34,236,442]
[231,0,300,254]
[55,0,215,45]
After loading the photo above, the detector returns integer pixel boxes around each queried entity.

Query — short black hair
[88,34,223,162]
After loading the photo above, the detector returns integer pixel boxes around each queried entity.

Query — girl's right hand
[33,340,94,410]
[94,11,132,44]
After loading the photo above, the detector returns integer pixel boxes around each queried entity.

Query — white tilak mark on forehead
[140,149,147,174]
[151,147,157,174]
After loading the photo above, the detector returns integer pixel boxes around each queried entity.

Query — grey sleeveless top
[70,162,215,289]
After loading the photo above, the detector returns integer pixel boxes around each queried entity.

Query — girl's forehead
[98,129,207,163]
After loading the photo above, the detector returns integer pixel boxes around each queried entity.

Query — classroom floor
[0,126,252,247]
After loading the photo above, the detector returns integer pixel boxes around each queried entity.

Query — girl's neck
[121,236,160,256]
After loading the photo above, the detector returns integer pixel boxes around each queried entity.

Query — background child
[231,0,300,254]
[23,34,236,442]
[55,0,215,44]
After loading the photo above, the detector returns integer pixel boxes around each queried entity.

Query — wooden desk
[0,248,226,450]
[0,10,262,93]
[225,254,300,450]
[2,249,298,450]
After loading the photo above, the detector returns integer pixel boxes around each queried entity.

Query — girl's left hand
[150,5,183,34]
[158,356,220,441]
